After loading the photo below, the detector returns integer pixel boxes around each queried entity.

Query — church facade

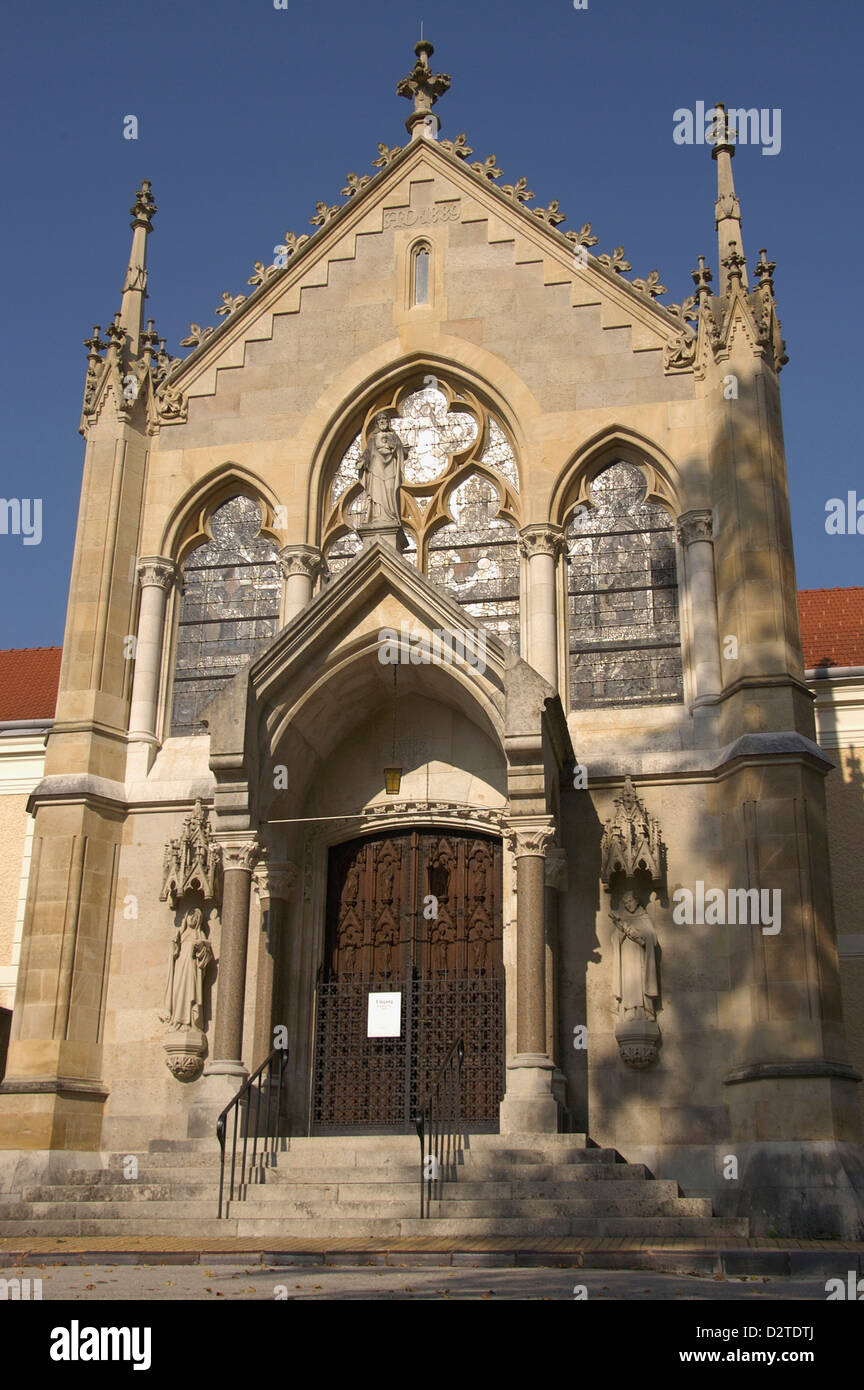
[1,43,862,1238]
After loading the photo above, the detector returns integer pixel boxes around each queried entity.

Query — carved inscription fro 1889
[383,204,460,229]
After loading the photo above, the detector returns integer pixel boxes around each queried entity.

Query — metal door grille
[311,972,504,1133]
[311,830,505,1133]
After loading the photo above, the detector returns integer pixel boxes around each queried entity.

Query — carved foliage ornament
[505,818,557,858]
[278,546,326,581]
[676,509,713,547]
[518,524,569,561]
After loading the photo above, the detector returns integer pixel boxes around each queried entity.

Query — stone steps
[0,1214,749,1239]
[17,1176,673,1204]
[0,1133,747,1241]
[4,1188,708,1221]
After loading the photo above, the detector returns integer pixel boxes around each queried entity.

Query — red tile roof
[0,647,62,721]
[798,589,864,670]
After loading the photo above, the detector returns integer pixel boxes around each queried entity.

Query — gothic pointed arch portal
[311,826,505,1134]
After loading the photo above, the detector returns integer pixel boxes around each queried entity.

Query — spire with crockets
[711,103,748,296]
[119,179,157,357]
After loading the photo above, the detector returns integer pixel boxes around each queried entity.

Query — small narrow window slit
[412,244,430,305]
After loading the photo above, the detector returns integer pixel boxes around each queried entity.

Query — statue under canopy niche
[358,411,404,525]
[160,906,214,1032]
[600,779,667,1069]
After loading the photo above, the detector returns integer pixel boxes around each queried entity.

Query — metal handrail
[414,1037,465,1218]
[216,1047,288,1218]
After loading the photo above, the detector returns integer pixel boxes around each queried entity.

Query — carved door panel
[312,830,504,1133]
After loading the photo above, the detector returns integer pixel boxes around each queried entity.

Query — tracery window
[566,462,682,707]
[323,381,521,650]
[170,495,281,736]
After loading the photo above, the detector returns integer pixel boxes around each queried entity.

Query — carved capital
[544,847,568,892]
[505,816,557,859]
[518,524,568,562]
[137,556,177,591]
[676,509,714,547]
[217,836,261,873]
[278,545,325,581]
[252,860,298,905]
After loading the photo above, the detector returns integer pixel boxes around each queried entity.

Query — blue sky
[0,0,860,648]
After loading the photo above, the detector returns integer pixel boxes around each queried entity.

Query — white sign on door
[367,991,402,1038]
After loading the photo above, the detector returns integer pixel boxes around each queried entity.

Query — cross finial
[397,38,450,140]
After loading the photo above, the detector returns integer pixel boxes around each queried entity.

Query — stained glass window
[323,382,521,651]
[170,495,281,735]
[427,475,520,651]
[567,462,682,707]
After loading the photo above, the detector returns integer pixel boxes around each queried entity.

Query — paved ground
[0,1263,838,1300]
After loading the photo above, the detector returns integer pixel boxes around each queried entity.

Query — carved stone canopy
[600,778,666,897]
[160,799,222,907]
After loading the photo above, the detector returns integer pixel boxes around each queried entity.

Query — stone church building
[1,43,862,1240]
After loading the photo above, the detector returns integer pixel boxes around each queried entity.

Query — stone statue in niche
[600,778,668,1069]
[159,803,222,1080]
[610,888,659,1022]
[160,906,214,1031]
[359,412,404,525]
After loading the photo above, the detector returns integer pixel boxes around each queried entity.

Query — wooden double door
[311,829,505,1133]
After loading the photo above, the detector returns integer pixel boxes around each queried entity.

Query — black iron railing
[414,1037,464,1218]
[216,1047,288,1218]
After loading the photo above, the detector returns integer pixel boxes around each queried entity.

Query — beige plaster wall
[0,792,29,1012]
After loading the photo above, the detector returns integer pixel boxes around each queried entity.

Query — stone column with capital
[676,510,723,707]
[251,860,297,1067]
[279,546,326,625]
[207,836,260,1076]
[518,525,568,692]
[544,846,568,1109]
[188,834,259,1136]
[127,556,176,778]
[500,817,559,1133]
